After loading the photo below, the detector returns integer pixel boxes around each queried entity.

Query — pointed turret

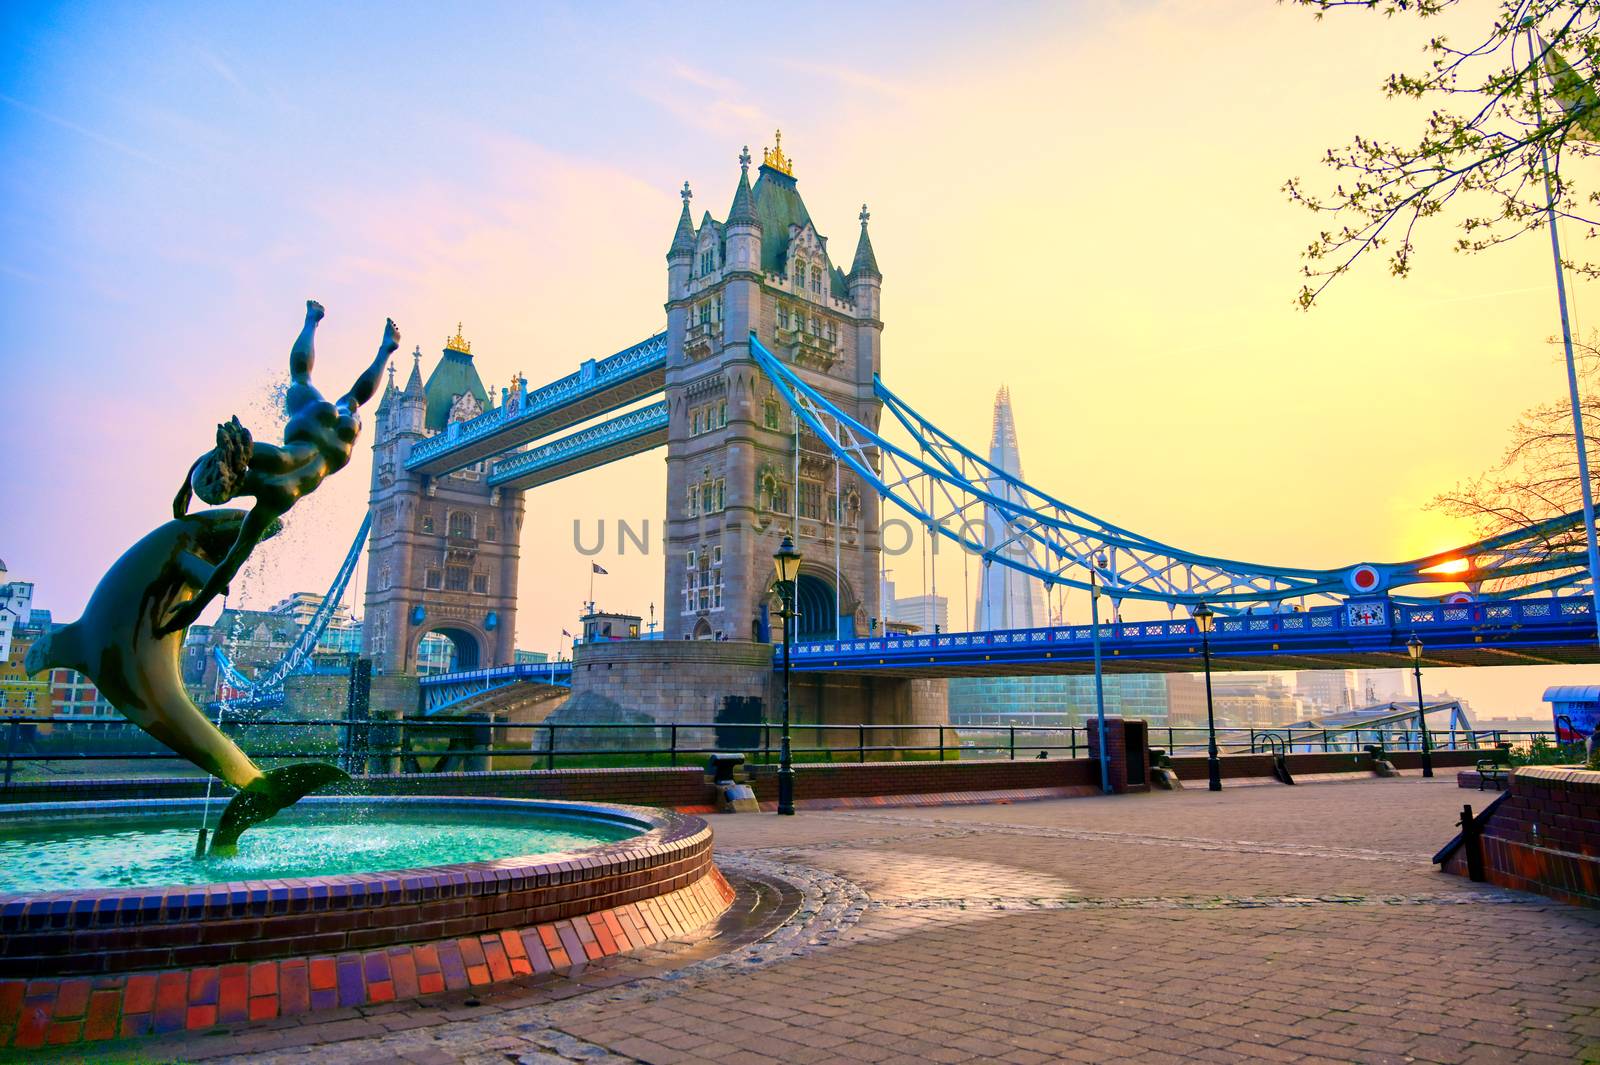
[387,345,429,438]
[668,181,695,260]
[377,361,399,412]
[723,147,761,273]
[667,181,694,301]
[848,204,882,326]
[727,148,757,227]
[403,345,425,396]
[849,203,880,281]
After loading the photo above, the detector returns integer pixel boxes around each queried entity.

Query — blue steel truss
[212,511,372,701]
[418,661,573,716]
[488,401,668,489]
[747,332,1590,610]
[407,331,667,475]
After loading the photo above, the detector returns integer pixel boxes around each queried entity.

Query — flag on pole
[562,629,573,637]
[591,562,609,575]
[1542,35,1600,141]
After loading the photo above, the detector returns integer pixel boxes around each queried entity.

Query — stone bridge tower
[362,328,525,674]
[662,134,885,642]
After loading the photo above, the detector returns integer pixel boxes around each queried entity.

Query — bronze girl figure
[163,300,397,634]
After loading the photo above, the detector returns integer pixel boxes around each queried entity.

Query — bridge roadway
[413,596,1599,716]
[787,595,1600,677]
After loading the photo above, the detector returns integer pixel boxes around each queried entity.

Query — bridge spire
[728,146,757,228]
[850,202,880,280]
[667,180,696,260]
[404,344,424,394]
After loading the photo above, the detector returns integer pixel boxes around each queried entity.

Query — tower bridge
[216,133,1600,729]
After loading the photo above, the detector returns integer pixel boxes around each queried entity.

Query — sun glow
[1423,558,1472,575]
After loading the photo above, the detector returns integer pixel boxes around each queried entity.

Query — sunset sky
[4,1,1598,718]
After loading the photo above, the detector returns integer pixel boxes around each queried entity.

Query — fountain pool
[0,796,728,990]
[2,801,640,893]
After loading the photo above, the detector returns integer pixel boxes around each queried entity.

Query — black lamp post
[1193,601,1221,792]
[1088,557,1111,795]
[773,534,803,815]
[1406,633,1434,779]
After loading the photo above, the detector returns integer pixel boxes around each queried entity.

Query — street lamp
[1406,633,1434,779]
[1088,557,1111,794]
[773,534,803,815]
[1193,601,1221,792]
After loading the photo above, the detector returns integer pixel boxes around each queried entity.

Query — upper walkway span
[405,331,666,478]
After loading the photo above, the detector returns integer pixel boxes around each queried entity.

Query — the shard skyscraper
[974,386,1050,631]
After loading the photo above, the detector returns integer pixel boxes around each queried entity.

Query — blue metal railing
[406,331,666,470]
[786,594,1594,669]
[487,402,667,486]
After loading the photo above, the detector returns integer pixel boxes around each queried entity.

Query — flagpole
[1527,21,1600,645]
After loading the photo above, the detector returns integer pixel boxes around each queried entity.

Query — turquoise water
[0,805,639,893]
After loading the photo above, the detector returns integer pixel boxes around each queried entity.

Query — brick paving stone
[128,778,1600,1065]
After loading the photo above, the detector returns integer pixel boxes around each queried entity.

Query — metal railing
[0,715,1563,787]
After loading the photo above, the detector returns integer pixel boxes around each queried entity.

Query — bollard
[1460,803,1487,882]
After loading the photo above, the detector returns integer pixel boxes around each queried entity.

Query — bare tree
[1285,0,1600,308]
[1431,333,1600,588]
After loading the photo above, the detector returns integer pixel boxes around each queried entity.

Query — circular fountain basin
[0,796,725,980]
[2,800,642,894]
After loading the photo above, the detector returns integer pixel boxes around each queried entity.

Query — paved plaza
[111,778,1600,1065]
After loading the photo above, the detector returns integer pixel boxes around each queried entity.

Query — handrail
[0,715,1559,787]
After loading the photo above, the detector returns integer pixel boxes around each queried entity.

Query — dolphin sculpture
[24,508,348,853]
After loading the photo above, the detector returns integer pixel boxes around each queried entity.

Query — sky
[3,0,1598,719]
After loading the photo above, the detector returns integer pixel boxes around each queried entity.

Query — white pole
[1528,24,1600,643]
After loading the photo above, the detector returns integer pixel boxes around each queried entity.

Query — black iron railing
[0,714,1562,786]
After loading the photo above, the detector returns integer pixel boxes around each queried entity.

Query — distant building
[1361,668,1410,706]
[974,388,1049,631]
[949,674,1169,729]
[949,390,1112,727]
[881,575,947,635]
[1165,673,1208,728]
[1208,674,1301,728]
[1296,669,1353,716]
[0,629,50,724]
[269,591,358,627]
[49,668,117,725]
[0,558,33,662]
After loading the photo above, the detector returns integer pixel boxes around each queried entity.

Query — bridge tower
[663,135,885,642]
[362,329,525,674]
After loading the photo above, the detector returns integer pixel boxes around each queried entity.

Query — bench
[1474,746,1512,790]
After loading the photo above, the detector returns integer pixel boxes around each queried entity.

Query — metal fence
[0,714,1564,785]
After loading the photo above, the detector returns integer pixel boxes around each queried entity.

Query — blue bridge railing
[787,595,1596,670]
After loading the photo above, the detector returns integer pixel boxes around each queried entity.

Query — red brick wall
[1,806,716,978]
[1168,748,1481,781]
[743,756,1101,801]
[1443,766,1600,907]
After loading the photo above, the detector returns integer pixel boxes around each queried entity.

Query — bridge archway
[410,624,485,674]
[794,573,837,642]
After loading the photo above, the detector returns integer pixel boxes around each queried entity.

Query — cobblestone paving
[175,778,1600,1064]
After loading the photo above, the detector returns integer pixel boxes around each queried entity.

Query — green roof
[751,164,847,299]
[424,348,488,432]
